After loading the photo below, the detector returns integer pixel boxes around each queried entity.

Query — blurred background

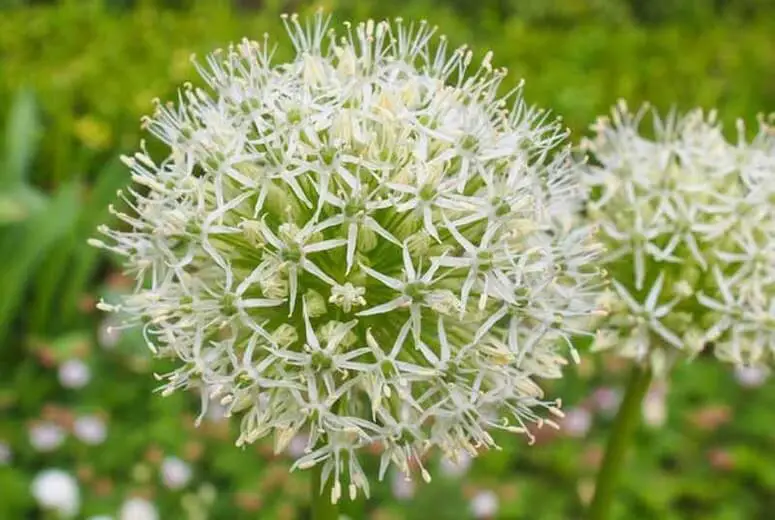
[0,0,774,518]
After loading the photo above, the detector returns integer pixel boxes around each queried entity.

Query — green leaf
[0,185,48,225]
[2,89,41,187]
[0,468,32,518]
[42,330,92,363]
[0,182,80,343]
[59,158,128,326]
[29,159,126,333]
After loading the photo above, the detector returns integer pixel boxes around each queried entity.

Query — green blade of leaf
[3,88,41,187]
[54,158,128,329]
[0,186,48,226]
[0,182,80,344]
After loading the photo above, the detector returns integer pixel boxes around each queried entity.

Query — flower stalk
[587,362,653,520]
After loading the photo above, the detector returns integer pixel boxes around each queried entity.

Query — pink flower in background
[286,434,310,458]
[439,452,472,478]
[73,415,108,445]
[689,405,731,432]
[562,407,593,438]
[29,421,66,452]
[161,456,193,489]
[58,359,91,389]
[591,387,622,418]
[0,441,11,465]
[734,366,769,388]
[390,472,415,501]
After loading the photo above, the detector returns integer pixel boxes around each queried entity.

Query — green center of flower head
[287,108,303,125]
[583,101,775,371]
[403,281,427,300]
[476,249,494,268]
[92,11,604,501]
[343,198,364,218]
[311,349,333,371]
[280,243,303,263]
[493,197,511,217]
[418,183,436,202]
[220,293,238,316]
[460,134,479,153]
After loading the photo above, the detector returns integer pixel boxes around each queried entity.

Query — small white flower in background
[0,441,11,465]
[73,415,108,445]
[390,472,415,501]
[470,489,499,519]
[734,365,769,388]
[119,497,159,520]
[439,451,472,478]
[161,456,193,490]
[92,12,604,501]
[87,516,113,520]
[642,382,668,428]
[29,421,66,452]
[583,101,775,372]
[561,407,592,438]
[58,359,91,389]
[31,469,80,518]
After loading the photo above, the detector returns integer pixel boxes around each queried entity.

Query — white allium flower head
[92,12,602,502]
[31,469,80,518]
[583,101,775,372]
[119,497,159,520]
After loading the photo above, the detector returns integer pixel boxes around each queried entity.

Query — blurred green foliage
[1,0,775,519]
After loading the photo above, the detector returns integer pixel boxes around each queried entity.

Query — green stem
[310,462,339,520]
[588,362,653,520]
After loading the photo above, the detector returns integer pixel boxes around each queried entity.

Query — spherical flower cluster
[582,101,775,372]
[92,14,602,500]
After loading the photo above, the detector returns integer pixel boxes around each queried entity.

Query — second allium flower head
[93,13,602,501]
[584,101,775,372]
